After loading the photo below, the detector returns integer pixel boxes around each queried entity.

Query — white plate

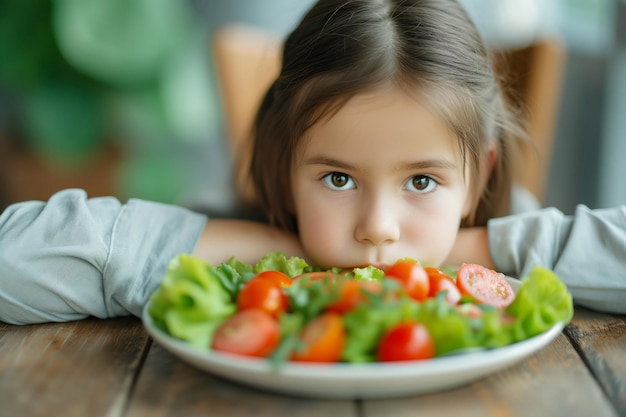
[142,278,564,399]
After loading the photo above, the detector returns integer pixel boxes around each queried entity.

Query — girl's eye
[322,172,355,190]
[405,175,437,193]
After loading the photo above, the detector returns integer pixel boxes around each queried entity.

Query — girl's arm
[445,226,495,270]
[447,205,626,314]
[0,189,304,324]
[193,219,307,266]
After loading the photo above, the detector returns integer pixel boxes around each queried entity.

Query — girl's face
[291,86,472,269]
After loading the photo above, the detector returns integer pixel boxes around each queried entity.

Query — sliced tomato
[324,279,361,314]
[291,313,346,363]
[425,267,461,305]
[237,277,288,317]
[292,271,344,284]
[325,279,383,314]
[377,321,435,362]
[211,309,280,357]
[456,263,515,309]
[384,260,430,301]
[253,270,292,287]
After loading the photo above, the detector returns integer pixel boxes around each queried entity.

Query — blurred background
[0,0,624,214]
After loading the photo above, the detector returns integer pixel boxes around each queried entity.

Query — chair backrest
[493,40,566,203]
[212,23,565,205]
[212,25,282,161]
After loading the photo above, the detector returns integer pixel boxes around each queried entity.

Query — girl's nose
[354,196,401,246]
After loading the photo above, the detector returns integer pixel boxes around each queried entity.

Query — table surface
[2,307,625,417]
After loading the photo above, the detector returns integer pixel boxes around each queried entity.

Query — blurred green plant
[0,0,220,202]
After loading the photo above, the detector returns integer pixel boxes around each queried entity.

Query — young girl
[1,0,624,325]
[239,0,524,268]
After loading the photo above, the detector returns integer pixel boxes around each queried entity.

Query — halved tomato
[377,321,435,362]
[325,279,384,314]
[237,277,288,318]
[292,271,344,284]
[211,309,280,357]
[291,312,346,363]
[456,263,515,309]
[425,267,461,305]
[384,260,430,301]
[253,270,292,287]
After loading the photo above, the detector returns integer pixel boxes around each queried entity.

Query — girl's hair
[246,0,525,232]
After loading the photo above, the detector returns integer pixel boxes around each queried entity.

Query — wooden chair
[493,40,566,203]
[212,25,282,164]
[212,24,566,205]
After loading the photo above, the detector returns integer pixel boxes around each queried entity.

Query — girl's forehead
[298,86,464,166]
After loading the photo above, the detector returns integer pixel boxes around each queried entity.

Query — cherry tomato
[425,267,461,305]
[237,277,288,318]
[253,270,292,287]
[211,309,280,357]
[292,271,344,284]
[377,321,435,362]
[293,271,345,303]
[384,260,430,301]
[325,279,384,314]
[456,263,515,309]
[291,313,346,363]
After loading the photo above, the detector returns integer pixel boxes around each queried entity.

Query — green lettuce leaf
[352,265,384,281]
[505,266,573,341]
[149,254,236,348]
[253,251,309,277]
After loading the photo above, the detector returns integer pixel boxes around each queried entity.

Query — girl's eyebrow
[302,156,354,169]
[303,156,458,171]
[403,160,459,171]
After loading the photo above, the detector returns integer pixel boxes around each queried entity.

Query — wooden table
[2,308,625,417]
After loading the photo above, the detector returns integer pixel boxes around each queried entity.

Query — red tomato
[253,270,292,287]
[291,313,346,363]
[211,309,280,357]
[237,277,288,317]
[425,267,461,305]
[377,322,435,362]
[292,271,344,284]
[325,279,384,314]
[324,279,361,314]
[456,263,515,309]
[384,260,430,301]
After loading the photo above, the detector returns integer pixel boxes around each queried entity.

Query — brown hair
[246,0,524,232]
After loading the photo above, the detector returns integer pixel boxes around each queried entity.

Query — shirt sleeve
[488,205,626,314]
[0,189,208,324]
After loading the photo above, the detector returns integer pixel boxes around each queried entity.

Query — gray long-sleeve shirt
[489,205,626,314]
[0,189,206,324]
[1,189,624,324]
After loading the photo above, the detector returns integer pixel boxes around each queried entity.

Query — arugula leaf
[342,298,418,362]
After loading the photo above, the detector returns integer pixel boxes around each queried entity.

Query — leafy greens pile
[148,252,573,362]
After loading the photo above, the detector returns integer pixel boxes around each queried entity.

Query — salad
[148,252,573,365]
